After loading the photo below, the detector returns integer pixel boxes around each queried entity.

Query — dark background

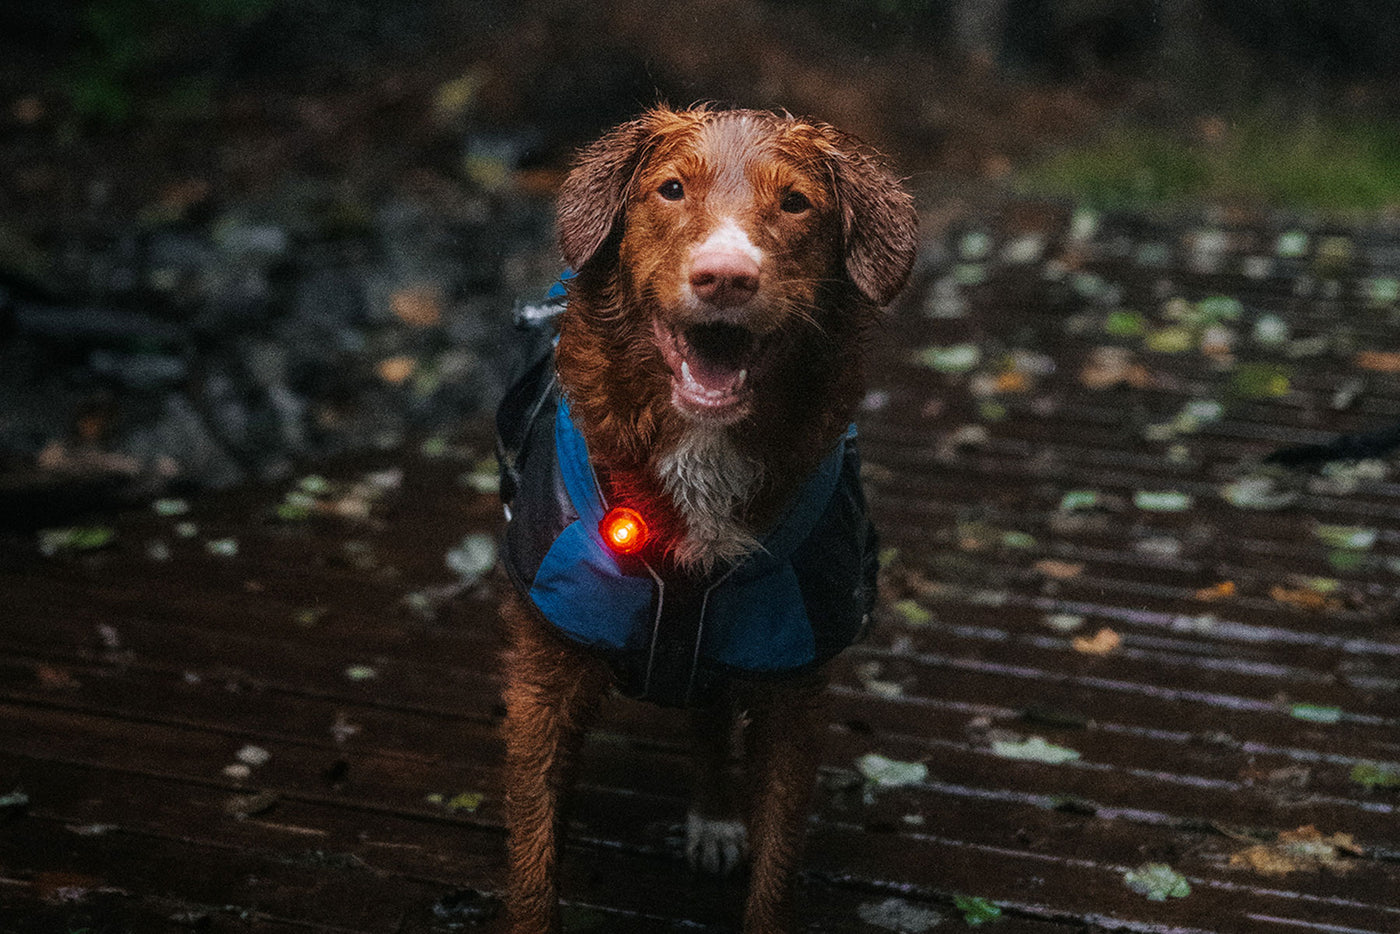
[3,0,1400,515]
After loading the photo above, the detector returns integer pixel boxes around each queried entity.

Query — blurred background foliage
[5,0,1400,212]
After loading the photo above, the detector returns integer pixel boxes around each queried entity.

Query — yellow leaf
[1072,627,1121,655]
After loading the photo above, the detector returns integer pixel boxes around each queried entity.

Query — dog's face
[558,108,917,427]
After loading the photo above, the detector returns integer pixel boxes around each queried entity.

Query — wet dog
[496,106,916,933]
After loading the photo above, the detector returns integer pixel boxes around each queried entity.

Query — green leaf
[1144,326,1194,353]
[1290,703,1342,724]
[1124,862,1191,901]
[1196,295,1243,321]
[38,526,115,556]
[856,753,929,788]
[1365,276,1400,304]
[1058,490,1100,512]
[1230,362,1292,399]
[912,344,981,374]
[1000,530,1037,550]
[1219,474,1298,510]
[892,599,933,626]
[1104,309,1146,337]
[1350,761,1400,789]
[989,736,1081,765]
[953,895,1003,925]
[1133,490,1193,512]
[1313,524,1377,551]
[445,791,485,813]
[1276,231,1309,258]
[151,498,190,517]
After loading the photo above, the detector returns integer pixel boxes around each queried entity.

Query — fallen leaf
[994,370,1031,394]
[378,355,418,385]
[151,498,190,516]
[1276,231,1309,258]
[1196,295,1244,321]
[445,533,497,587]
[1195,581,1236,601]
[1072,627,1121,656]
[1229,825,1361,876]
[990,736,1081,765]
[37,526,115,556]
[953,894,1002,926]
[1230,363,1292,399]
[1104,309,1146,337]
[856,897,942,933]
[1134,490,1193,512]
[1042,613,1085,633]
[235,745,271,767]
[1057,490,1100,512]
[204,538,239,558]
[1313,524,1377,551]
[1290,703,1342,724]
[912,344,981,374]
[856,753,929,788]
[891,599,933,626]
[1124,862,1191,901]
[1354,350,1400,372]
[1034,559,1084,580]
[1350,762,1400,789]
[1080,346,1152,390]
[1364,277,1400,305]
[1145,326,1194,354]
[436,791,485,813]
[390,285,443,327]
[224,791,280,819]
[1252,314,1290,346]
[1269,585,1333,611]
[1219,474,1299,510]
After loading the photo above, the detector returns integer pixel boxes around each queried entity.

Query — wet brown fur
[502,106,917,933]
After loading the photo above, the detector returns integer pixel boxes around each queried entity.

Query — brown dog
[496,106,916,933]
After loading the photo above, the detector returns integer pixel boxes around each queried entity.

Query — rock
[122,394,245,489]
[89,349,189,390]
[13,304,185,348]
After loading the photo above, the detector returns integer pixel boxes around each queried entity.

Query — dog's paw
[685,810,748,876]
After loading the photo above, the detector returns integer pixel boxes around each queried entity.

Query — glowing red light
[600,507,648,555]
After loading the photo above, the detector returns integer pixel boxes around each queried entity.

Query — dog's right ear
[557,112,667,271]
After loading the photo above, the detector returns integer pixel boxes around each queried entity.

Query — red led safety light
[600,506,648,555]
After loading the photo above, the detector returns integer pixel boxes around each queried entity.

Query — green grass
[1017,117,1400,211]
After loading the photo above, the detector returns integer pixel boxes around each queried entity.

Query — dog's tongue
[685,353,744,392]
[682,323,752,393]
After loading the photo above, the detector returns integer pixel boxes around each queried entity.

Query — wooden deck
[2,204,1398,933]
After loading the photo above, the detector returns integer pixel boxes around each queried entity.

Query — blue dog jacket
[496,325,877,707]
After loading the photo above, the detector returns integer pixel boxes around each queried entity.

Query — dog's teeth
[681,360,698,389]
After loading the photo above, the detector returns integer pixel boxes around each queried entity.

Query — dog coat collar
[497,344,877,707]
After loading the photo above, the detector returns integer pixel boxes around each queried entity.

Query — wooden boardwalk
[2,204,1398,932]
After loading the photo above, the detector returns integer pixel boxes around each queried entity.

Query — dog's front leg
[501,599,610,934]
[740,677,828,934]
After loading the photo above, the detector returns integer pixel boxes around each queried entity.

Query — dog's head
[557,106,917,426]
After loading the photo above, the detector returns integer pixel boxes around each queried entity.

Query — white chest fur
[653,426,763,572]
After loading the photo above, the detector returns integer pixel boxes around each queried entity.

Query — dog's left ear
[557,112,666,271]
[829,142,919,306]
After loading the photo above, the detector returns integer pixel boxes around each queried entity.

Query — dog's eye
[780,191,811,214]
[658,179,685,201]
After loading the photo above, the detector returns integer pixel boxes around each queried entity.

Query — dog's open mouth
[655,319,760,420]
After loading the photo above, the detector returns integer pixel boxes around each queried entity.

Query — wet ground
[2,199,1398,932]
